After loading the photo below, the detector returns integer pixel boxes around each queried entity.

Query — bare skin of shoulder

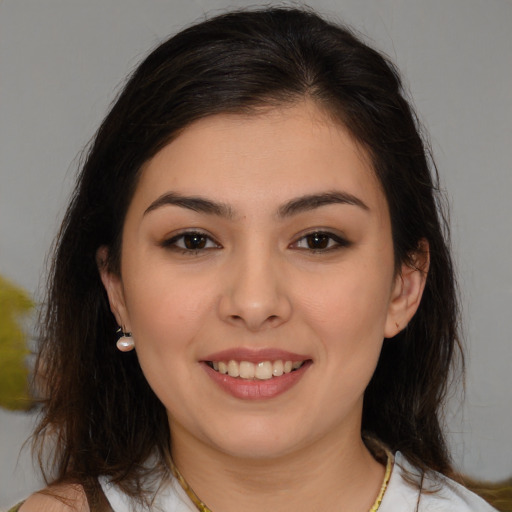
[19,484,89,512]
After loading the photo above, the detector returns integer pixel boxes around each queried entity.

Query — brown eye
[292,231,350,252]
[305,233,330,249]
[162,231,220,252]
[183,233,208,250]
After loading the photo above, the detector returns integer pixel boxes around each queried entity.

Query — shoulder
[380,452,498,512]
[98,473,196,512]
[16,484,89,512]
[420,473,499,511]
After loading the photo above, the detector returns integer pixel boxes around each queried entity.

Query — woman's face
[101,102,425,461]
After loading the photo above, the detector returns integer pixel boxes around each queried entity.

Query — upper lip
[202,348,311,363]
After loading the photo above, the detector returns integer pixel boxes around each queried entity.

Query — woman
[15,7,496,512]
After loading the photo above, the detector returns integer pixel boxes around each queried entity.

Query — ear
[384,240,429,338]
[96,246,131,330]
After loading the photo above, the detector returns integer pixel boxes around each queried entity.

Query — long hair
[34,6,462,498]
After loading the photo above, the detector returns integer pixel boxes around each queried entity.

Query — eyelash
[160,231,221,254]
[291,231,351,253]
[161,230,350,255]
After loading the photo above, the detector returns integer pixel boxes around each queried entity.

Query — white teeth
[255,361,273,380]
[211,359,304,380]
[239,361,255,378]
[227,360,240,378]
[272,360,284,377]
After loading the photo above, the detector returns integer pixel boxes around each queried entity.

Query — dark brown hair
[34,6,462,499]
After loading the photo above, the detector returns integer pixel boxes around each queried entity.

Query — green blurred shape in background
[0,274,34,411]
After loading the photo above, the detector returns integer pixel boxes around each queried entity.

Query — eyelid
[290,229,351,251]
[158,228,349,253]
[160,229,221,251]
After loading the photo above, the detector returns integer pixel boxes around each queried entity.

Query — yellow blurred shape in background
[0,274,34,411]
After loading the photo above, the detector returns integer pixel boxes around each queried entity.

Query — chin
[218,438,299,461]
[202,417,311,461]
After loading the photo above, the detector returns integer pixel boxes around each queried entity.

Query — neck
[170,426,386,512]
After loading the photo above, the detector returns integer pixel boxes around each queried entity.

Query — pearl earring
[116,327,134,352]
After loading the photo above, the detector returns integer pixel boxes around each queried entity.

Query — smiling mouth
[205,360,308,380]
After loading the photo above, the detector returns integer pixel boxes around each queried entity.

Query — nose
[217,246,292,331]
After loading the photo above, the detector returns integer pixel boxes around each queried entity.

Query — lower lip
[202,361,311,400]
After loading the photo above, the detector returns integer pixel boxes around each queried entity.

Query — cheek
[300,264,393,340]
[120,272,219,411]
[122,269,216,359]
[297,262,393,390]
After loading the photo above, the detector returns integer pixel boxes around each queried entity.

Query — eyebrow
[277,191,369,217]
[144,192,235,218]
[143,190,369,218]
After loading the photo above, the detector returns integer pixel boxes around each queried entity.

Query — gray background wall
[1,0,511,507]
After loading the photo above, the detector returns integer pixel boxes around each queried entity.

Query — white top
[379,452,497,511]
[99,452,497,512]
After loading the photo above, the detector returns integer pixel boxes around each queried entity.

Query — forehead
[131,102,386,216]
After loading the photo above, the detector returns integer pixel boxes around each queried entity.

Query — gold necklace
[169,459,212,512]
[169,450,393,512]
[369,450,393,512]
